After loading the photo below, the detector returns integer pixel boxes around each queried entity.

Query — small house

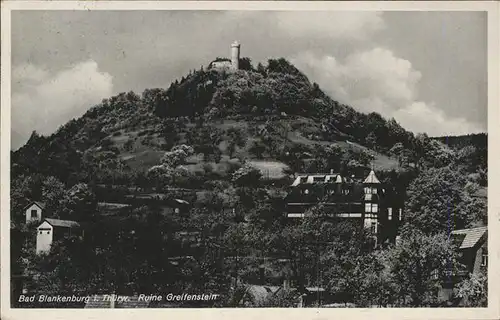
[36,218,81,254]
[25,201,45,224]
[452,226,488,275]
[437,226,487,303]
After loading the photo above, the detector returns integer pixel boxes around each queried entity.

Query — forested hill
[432,133,487,174]
[12,57,478,190]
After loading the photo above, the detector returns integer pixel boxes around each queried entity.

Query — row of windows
[365,206,403,220]
[39,231,50,235]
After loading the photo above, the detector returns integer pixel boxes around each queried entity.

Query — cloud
[292,48,484,136]
[272,11,385,41]
[393,102,484,136]
[11,60,113,149]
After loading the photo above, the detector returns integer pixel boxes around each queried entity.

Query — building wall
[210,61,232,70]
[472,242,487,275]
[25,204,42,224]
[36,222,53,254]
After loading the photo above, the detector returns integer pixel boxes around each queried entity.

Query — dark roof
[25,201,45,210]
[43,218,80,228]
[451,226,487,249]
[84,295,150,308]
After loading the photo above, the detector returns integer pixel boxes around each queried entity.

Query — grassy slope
[106,117,399,174]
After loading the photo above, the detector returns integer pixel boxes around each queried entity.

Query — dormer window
[31,209,38,219]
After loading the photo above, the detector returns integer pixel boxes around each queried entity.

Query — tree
[60,183,97,221]
[381,231,462,306]
[455,271,487,307]
[231,164,262,187]
[41,176,66,213]
[160,144,194,167]
[249,140,267,159]
[239,57,253,71]
[402,166,480,235]
[227,128,247,158]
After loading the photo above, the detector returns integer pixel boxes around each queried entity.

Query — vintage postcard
[1,1,499,320]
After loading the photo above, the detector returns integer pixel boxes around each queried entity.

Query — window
[174,208,180,214]
[31,209,37,219]
[399,208,402,220]
[481,251,488,267]
[304,189,309,195]
[364,187,372,194]
[39,231,42,235]
[47,231,50,234]
[388,208,392,220]
[365,203,378,213]
[370,221,377,234]
[365,194,372,201]
[372,188,377,194]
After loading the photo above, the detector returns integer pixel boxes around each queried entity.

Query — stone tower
[231,41,240,70]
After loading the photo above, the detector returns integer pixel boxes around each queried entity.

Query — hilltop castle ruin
[209,41,241,71]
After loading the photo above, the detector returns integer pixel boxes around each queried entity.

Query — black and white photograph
[1,1,499,318]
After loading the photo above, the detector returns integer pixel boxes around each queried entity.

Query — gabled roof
[43,218,80,228]
[363,170,380,184]
[451,226,487,249]
[25,201,45,210]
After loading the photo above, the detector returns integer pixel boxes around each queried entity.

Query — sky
[11,10,487,149]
